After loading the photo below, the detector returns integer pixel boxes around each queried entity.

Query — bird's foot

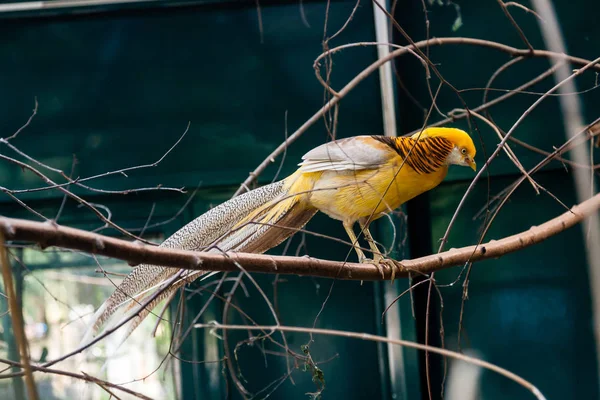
[359,256,400,281]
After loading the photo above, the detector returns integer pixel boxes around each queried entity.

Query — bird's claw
[381,258,399,283]
[359,256,399,282]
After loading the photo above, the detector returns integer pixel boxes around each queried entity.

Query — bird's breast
[307,161,448,223]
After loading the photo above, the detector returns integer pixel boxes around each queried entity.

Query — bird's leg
[343,222,369,263]
[344,221,384,280]
[358,218,398,282]
[358,219,384,261]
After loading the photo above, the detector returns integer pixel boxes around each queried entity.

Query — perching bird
[84,126,476,342]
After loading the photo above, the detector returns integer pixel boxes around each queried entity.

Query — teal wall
[0,1,383,196]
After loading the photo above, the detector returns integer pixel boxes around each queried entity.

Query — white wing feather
[298,136,389,172]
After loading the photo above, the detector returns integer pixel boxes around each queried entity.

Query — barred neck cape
[372,135,455,174]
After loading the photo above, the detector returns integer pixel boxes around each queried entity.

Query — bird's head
[411,127,477,171]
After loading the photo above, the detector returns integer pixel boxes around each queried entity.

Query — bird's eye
[461,148,467,154]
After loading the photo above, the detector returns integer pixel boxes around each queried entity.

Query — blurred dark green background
[0,0,599,399]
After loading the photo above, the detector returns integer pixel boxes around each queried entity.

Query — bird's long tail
[82,171,317,345]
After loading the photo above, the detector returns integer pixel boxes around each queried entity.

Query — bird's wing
[298,136,394,172]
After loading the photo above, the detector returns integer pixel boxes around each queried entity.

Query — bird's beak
[468,159,477,171]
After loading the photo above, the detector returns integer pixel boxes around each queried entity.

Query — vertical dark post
[390,0,445,395]
[372,277,393,400]
[406,194,442,400]
[374,211,423,400]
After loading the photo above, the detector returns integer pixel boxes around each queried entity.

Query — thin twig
[0,153,151,243]
[4,98,38,142]
[496,0,534,51]
[468,110,539,193]
[0,358,151,400]
[3,122,190,196]
[505,1,544,21]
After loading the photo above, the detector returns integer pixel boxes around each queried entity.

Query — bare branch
[504,1,544,21]
[0,191,598,280]
[4,98,38,142]
[197,323,547,400]
[0,153,150,243]
[0,358,151,400]
[2,122,189,196]
[496,0,534,51]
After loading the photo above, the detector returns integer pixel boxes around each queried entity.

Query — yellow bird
[84,127,476,342]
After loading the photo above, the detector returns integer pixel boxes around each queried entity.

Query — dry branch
[198,323,547,400]
[0,357,151,400]
[0,232,38,400]
[1,191,599,280]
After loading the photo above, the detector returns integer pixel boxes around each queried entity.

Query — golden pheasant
[83,127,476,342]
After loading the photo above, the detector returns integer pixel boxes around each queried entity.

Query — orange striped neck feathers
[372,127,476,174]
[372,134,454,174]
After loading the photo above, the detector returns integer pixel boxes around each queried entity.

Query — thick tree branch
[1,191,598,280]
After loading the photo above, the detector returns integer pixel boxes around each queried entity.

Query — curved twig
[198,323,547,400]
